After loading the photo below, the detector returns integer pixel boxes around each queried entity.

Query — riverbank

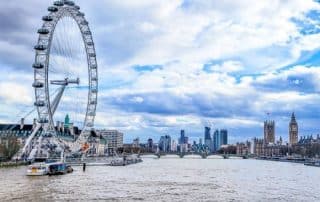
[256,156,320,167]
[0,161,28,168]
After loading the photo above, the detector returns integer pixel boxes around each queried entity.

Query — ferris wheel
[33,0,98,133]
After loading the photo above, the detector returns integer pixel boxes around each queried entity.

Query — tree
[0,137,20,161]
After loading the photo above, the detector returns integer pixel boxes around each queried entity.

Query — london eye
[17,0,98,160]
[33,0,98,133]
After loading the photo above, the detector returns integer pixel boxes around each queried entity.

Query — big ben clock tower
[289,112,298,145]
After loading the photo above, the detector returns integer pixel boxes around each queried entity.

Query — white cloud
[0,82,32,105]
[2,0,320,142]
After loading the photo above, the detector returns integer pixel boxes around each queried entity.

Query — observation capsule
[42,16,53,22]
[53,1,64,7]
[88,53,96,57]
[48,6,58,12]
[74,5,80,10]
[83,31,91,35]
[32,63,44,69]
[91,64,97,69]
[87,42,94,46]
[34,45,47,51]
[91,77,97,81]
[91,89,98,93]
[76,12,85,17]
[90,100,97,105]
[32,82,44,88]
[34,101,45,107]
[38,28,50,34]
[88,112,96,116]
[80,20,88,25]
[64,0,75,6]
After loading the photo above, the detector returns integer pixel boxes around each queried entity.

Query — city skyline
[2,0,320,143]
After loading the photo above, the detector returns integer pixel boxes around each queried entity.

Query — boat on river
[26,163,48,176]
[304,161,320,167]
[110,155,143,166]
[47,162,69,175]
[26,162,73,176]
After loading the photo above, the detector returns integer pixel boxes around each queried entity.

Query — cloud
[0,82,32,105]
[2,0,320,143]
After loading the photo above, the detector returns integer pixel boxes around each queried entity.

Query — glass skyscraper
[213,129,228,151]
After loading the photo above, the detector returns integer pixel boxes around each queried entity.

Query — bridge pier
[201,154,207,159]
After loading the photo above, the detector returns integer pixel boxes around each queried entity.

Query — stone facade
[264,120,275,144]
[289,112,298,145]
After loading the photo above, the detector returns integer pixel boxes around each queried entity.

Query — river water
[0,156,319,202]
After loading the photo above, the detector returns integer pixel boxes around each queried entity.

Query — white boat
[110,157,125,166]
[26,163,48,176]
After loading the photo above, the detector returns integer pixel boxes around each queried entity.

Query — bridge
[139,152,250,159]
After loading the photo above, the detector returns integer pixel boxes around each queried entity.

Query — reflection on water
[0,158,319,201]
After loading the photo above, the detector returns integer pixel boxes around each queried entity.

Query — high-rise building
[158,135,171,152]
[204,127,211,140]
[179,130,185,144]
[220,129,228,145]
[213,129,220,151]
[212,129,228,151]
[132,137,140,148]
[171,140,177,152]
[264,120,275,144]
[204,126,213,152]
[179,130,188,144]
[289,112,298,145]
[147,138,153,152]
[96,129,124,154]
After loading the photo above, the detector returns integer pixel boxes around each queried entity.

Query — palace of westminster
[237,113,320,157]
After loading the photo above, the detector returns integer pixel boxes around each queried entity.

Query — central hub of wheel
[50,77,80,86]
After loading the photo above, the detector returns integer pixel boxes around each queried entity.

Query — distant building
[264,120,275,144]
[64,114,70,128]
[292,135,320,157]
[213,130,220,151]
[132,137,140,148]
[0,118,39,139]
[0,118,78,143]
[204,126,213,152]
[159,135,171,152]
[179,143,188,153]
[220,129,228,145]
[147,138,154,152]
[179,130,188,144]
[253,137,286,157]
[96,129,123,155]
[171,140,177,152]
[87,131,108,156]
[212,129,228,151]
[289,112,298,145]
[236,141,251,155]
[204,127,211,140]
[253,138,264,156]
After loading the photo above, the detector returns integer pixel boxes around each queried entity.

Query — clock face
[291,125,297,132]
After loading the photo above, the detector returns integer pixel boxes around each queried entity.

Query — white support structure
[13,124,41,160]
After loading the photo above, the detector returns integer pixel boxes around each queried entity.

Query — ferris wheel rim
[33,1,98,132]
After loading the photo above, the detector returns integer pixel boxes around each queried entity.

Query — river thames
[0,157,319,201]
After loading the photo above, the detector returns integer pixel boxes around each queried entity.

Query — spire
[290,112,296,123]
[64,114,70,128]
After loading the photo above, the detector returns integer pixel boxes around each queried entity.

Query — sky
[1,0,320,143]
